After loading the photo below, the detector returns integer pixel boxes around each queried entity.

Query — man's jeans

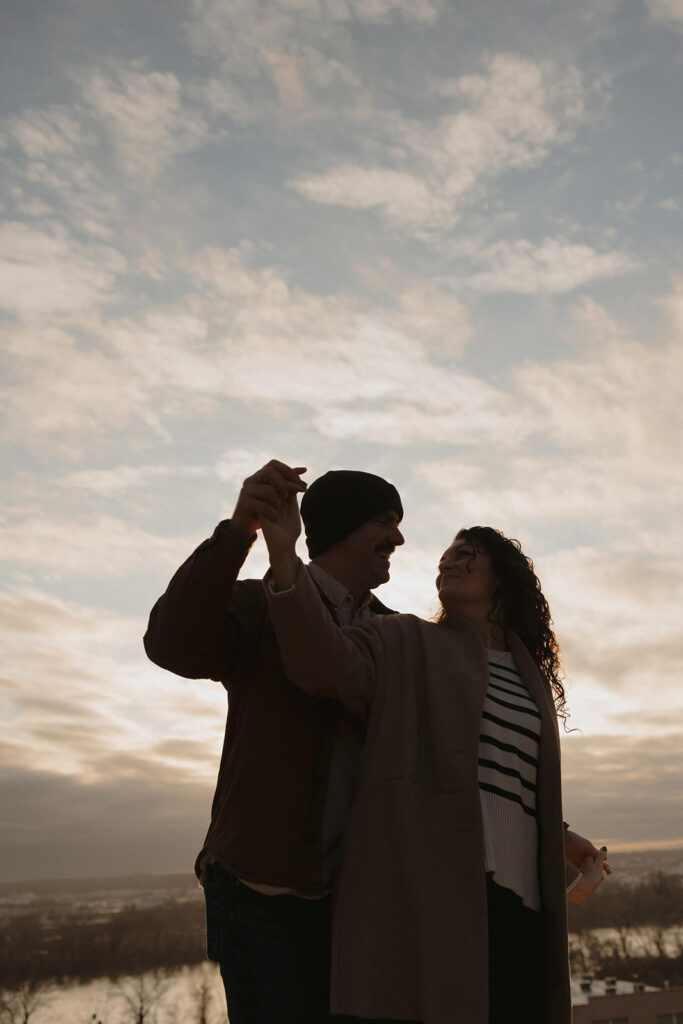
[203,862,333,1024]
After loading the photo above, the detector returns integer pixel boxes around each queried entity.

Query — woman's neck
[444,606,507,651]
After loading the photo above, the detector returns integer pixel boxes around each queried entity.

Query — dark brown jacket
[265,561,571,1024]
[143,520,393,892]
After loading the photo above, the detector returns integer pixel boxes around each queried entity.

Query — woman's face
[436,538,498,616]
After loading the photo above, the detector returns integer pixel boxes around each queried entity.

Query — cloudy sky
[1,0,682,880]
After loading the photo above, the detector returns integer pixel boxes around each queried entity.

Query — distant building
[572,974,683,1023]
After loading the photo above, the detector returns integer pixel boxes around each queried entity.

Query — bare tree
[189,964,219,1024]
[0,980,52,1024]
[118,973,168,1024]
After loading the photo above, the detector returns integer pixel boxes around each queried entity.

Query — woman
[262,501,603,1024]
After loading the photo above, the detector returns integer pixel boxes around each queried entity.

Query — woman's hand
[260,467,306,590]
[564,828,600,868]
[231,459,307,541]
[567,850,610,904]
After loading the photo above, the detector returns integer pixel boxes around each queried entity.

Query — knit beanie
[301,470,403,558]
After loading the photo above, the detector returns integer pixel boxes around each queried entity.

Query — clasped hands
[231,459,306,587]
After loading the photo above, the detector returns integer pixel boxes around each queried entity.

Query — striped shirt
[480,649,542,911]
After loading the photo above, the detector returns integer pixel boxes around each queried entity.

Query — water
[20,925,683,1022]
[27,964,227,1024]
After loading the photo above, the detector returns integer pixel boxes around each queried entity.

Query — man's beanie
[301,470,403,558]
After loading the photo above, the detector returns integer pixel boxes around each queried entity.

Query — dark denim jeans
[203,862,333,1024]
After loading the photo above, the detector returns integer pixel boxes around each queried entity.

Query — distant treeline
[568,871,683,989]
[568,870,683,932]
[1,872,682,987]
[0,871,195,899]
[0,896,206,986]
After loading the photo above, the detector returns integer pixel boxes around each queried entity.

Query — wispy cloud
[0,106,84,159]
[0,222,124,318]
[465,237,635,293]
[0,518,197,579]
[0,586,226,779]
[514,299,682,460]
[186,0,425,115]
[293,54,590,231]
[79,63,211,183]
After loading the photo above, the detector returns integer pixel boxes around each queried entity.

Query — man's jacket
[143,519,393,893]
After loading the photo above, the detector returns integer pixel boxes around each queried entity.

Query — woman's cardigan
[264,561,571,1024]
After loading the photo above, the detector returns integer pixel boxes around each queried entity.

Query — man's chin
[371,563,391,587]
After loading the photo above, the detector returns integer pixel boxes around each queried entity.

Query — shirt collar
[306,562,373,618]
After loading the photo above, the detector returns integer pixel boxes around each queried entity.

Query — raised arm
[143,459,307,681]
[261,490,379,719]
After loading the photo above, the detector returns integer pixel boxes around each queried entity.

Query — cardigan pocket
[371,777,478,835]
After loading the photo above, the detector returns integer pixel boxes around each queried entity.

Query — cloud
[541,547,683,701]
[407,291,681,535]
[0,106,84,159]
[0,222,124,318]
[644,0,683,25]
[0,761,214,878]
[0,518,197,580]
[343,0,440,22]
[80,64,211,182]
[415,453,663,534]
[188,0,440,66]
[0,587,227,785]
[292,54,589,231]
[61,465,208,498]
[465,238,635,294]
[514,305,682,461]
[11,246,472,446]
[561,733,683,846]
[293,166,452,228]
[59,449,281,499]
[1,323,148,456]
[0,244,461,451]
[186,0,400,115]
[108,250,509,445]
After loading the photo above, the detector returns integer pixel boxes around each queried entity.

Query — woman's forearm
[269,547,299,591]
[263,561,377,717]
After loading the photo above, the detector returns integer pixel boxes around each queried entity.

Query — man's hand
[567,850,609,904]
[231,460,307,541]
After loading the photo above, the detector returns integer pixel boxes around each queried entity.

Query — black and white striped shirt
[479,649,542,910]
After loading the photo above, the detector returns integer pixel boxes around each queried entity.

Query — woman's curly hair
[439,526,569,723]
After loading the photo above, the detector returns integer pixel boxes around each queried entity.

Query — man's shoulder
[366,606,429,631]
[368,595,397,617]
[234,576,267,597]
[368,610,441,644]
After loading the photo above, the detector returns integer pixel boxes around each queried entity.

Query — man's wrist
[229,516,258,544]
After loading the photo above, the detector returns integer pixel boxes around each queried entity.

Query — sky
[1,0,682,880]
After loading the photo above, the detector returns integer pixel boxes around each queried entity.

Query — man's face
[335,510,405,590]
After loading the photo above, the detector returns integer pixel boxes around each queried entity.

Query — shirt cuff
[266,576,297,596]
[263,561,303,595]
[566,872,583,894]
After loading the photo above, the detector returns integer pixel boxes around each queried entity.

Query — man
[143,460,405,1024]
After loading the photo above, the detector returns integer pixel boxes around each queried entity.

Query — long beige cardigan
[264,562,571,1024]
